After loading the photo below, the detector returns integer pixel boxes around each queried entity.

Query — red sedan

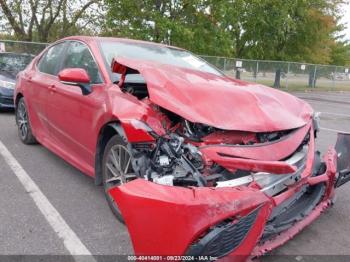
[14,36,350,260]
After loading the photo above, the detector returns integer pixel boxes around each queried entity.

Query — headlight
[123,119,159,143]
[130,119,153,132]
[0,80,15,89]
[130,119,166,137]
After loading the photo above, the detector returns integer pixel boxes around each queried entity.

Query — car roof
[60,36,184,50]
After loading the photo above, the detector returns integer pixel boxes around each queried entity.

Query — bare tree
[0,0,100,42]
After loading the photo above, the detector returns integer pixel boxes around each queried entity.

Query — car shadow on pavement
[0,108,15,114]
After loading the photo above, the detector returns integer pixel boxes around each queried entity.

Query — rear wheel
[102,134,136,223]
[16,97,36,144]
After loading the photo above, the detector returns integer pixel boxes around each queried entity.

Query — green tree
[1,0,349,66]
[105,0,349,65]
[104,0,232,56]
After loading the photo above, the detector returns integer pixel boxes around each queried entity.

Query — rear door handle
[48,84,56,92]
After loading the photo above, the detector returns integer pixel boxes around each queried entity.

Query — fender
[94,121,126,185]
[94,120,154,185]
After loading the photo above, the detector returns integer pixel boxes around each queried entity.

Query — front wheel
[16,97,37,144]
[102,134,136,223]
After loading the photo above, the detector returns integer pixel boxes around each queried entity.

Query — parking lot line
[0,140,94,259]
[320,127,349,133]
[320,112,350,118]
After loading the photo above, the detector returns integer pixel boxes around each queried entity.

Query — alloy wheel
[104,144,136,190]
[17,101,29,140]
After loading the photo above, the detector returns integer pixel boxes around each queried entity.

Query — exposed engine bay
[115,69,311,198]
[123,95,307,198]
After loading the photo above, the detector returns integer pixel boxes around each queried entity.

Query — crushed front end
[108,105,350,261]
[107,59,350,261]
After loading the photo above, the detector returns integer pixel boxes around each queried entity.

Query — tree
[0,0,101,42]
[104,0,232,56]
[105,0,349,65]
[330,40,350,66]
[1,0,349,67]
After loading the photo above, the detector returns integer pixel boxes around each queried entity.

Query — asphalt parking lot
[1,91,350,261]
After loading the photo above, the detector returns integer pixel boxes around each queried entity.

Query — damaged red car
[14,36,350,261]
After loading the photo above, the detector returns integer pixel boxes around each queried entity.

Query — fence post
[333,66,336,89]
[313,65,317,88]
[255,61,259,82]
[223,58,227,72]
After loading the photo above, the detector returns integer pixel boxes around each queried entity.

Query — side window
[37,43,65,75]
[62,41,102,84]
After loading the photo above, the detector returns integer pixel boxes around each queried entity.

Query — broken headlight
[130,119,153,132]
[126,118,167,142]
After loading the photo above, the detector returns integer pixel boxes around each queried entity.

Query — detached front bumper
[109,179,272,260]
[108,133,350,261]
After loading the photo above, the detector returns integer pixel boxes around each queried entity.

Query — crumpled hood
[114,57,313,132]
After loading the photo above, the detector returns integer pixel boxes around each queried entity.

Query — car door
[46,40,104,176]
[26,42,66,140]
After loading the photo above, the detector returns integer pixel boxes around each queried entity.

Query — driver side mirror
[58,68,91,95]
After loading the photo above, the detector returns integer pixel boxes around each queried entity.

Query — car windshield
[0,53,33,77]
[100,40,223,79]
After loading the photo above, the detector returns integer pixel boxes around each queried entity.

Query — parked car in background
[0,52,33,109]
[14,36,350,260]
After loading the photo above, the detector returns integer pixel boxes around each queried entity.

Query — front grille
[186,206,260,258]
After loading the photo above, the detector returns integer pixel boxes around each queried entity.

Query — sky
[341,2,350,40]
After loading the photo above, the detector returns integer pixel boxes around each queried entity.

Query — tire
[16,97,37,144]
[102,134,136,223]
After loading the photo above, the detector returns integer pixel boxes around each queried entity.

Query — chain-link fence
[0,40,48,55]
[200,56,350,90]
[0,40,349,90]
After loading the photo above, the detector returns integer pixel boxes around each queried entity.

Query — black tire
[102,134,135,223]
[16,97,37,144]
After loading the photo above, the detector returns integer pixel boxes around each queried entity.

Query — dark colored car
[14,36,350,260]
[0,52,33,109]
